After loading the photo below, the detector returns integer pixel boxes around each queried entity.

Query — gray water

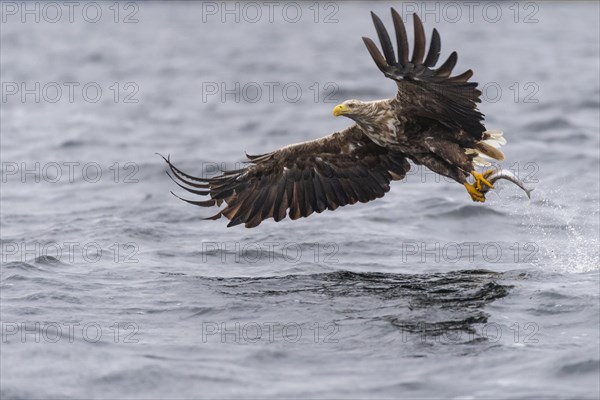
[1,2,599,399]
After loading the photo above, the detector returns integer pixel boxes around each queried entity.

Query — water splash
[516,188,599,273]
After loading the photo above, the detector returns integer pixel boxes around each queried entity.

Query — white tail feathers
[484,129,507,147]
[465,130,507,166]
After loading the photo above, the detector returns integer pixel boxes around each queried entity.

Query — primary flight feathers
[160,129,410,228]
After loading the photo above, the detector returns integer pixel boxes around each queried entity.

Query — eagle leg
[472,170,494,191]
[464,170,494,203]
[464,182,485,203]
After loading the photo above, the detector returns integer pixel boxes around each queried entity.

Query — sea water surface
[1,2,599,399]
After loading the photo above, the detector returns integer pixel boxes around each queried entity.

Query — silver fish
[480,169,534,199]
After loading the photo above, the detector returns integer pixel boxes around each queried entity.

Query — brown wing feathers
[423,29,441,67]
[363,12,461,83]
[410,13,426,65]
[363,10,485,137]
[161,127,410,228]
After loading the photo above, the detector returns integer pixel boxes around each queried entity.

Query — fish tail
[524,187,534,199]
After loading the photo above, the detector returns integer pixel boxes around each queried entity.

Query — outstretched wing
[362,10,485,138]
[162,126,410,228]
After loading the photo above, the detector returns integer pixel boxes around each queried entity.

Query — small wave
[433,205,506,219]
[59,139,87,148]
[524,117,574,132]
[17,292,81,304]
[543,132,594,143]
[1,261,39,271]
[558,359,600,376]
[122,226,166,240]
[573,98,600,111]
[82,52,104,63]
[34,255,66,266]
[0,388,46,400]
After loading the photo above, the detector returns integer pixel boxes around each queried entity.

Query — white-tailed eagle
[161,10,507,228]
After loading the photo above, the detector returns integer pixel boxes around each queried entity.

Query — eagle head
[332,99,371,120]
[333,99,392,135]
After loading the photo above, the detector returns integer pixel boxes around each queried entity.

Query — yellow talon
[472,170,494,191]
[464,182,486,203]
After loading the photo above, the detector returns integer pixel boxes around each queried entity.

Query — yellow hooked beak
[332,104,348,117]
